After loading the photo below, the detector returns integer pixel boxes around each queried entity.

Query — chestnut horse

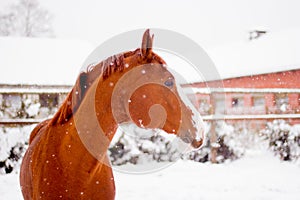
[20,29,204,200]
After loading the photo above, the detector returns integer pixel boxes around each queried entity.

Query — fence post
[210,120,218,163]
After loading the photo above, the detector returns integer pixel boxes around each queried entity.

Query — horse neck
[72,74,118,161]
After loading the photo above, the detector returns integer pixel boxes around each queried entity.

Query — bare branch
[0,0,54,37]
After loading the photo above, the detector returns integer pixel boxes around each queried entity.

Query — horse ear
[141,29,154,58]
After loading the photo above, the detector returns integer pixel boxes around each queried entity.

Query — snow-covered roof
[0,29,299,85]
[0,37,94,85]
[205,29,300,80]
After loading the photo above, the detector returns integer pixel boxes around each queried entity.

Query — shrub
[185,121,246,163]
[0,125,32,174]
[261,120,300,161]
[109,125,181,166]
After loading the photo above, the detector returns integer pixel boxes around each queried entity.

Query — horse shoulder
[29,119,51,144]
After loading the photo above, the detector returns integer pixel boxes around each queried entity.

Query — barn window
[232,97,244,107]
[275,94,288,112]
[253,96,265,107]
[0,94,3,107]
[39,94,59,108]
[22,94,39,103]
[2,94,22,109]
[1,94,23,118]
[198,99,210,114]
[215,98,225,114]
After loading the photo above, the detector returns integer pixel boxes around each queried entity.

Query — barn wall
[190,69,300,89]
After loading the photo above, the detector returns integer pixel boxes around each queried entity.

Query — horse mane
[51,29,165,125]
[51,51,131,125]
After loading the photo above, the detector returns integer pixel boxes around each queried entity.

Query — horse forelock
[51,47,166,125]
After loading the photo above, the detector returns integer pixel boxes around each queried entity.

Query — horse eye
[164,79,174,87]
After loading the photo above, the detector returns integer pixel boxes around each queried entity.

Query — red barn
[184,29,300,129]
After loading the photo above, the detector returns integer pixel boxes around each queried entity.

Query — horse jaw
[176,84,205,150]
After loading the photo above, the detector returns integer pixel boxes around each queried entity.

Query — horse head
[93,29,205,150]
[54,29,204,160]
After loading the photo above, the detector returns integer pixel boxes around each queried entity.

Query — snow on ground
[0,173,21,199]
[0,150,300,200]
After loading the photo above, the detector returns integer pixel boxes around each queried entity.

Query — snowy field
[0,150,299,200]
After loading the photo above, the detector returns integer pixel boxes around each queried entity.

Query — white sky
[1,0,300,48]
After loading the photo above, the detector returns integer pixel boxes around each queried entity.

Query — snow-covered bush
[216,121,249,162]
[0,125,33,174]
[109,124,181,166]
[110,121,251,165]
[260,120,300,161]
[185,121,247,163]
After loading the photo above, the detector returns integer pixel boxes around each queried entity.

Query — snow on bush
[185,121,248,163]
[0,125,34,174]
[260,120,300,161]
[110,121,252,165]
[109,124,181,166]
[2,119,297,175]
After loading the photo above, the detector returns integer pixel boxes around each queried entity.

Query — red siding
[265,94,275,107]
[244,94,253,107]
[190,69,300,88]
[289,93,299,108]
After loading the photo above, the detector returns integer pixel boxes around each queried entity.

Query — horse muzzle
[191,138,204,149]
[179,127,205,151]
